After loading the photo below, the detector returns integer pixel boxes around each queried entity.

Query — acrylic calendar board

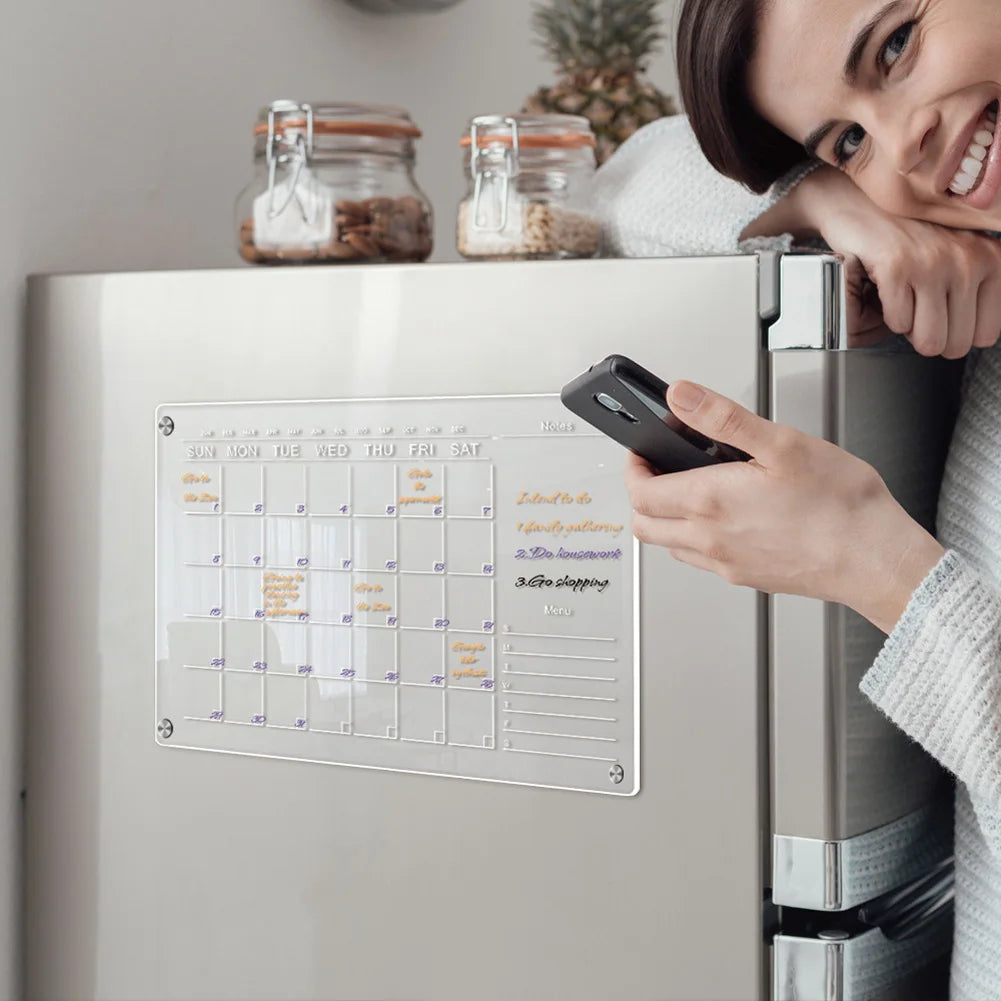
[155,395,639,794]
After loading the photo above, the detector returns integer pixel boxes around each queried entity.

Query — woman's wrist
[796,167,876,239]
[740,165,865,242]
[845,506,946,634]
[740,177,823,241]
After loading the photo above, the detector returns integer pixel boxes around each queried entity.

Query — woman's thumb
[667,381,771,459]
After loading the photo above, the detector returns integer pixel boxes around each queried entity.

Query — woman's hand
[745,166,1001,358]
[625,381,946,634]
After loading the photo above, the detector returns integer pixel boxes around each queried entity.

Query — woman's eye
[880,21,914,69]
[834,124,867,165]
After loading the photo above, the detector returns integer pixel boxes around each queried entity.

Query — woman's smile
[747,0,1001,230]
[946,100,996,196]
[950,100,1001,209]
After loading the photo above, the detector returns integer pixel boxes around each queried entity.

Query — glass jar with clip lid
[236,100,434,265]
[457,113,599,260]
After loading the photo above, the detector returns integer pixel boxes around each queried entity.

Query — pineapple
[522,0,678,164]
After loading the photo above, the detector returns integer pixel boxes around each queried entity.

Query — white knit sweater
[594,115,1001,1000]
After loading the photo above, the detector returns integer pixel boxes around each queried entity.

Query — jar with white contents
[236,100,433,265]
[457,114,600,261]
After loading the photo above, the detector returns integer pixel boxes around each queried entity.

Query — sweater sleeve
[591,114,819,257]
[860,549,1001,855]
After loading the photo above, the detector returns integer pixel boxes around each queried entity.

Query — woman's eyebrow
[844,0,905,84]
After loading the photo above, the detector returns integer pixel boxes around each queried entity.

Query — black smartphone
[561,354,752,473]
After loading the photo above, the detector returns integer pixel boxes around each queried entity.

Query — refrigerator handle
[858,856,955,941]
[763,253,849,351]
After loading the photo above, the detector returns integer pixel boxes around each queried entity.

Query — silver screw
[157,718,174,739]
[609,764,624,784]
[158,416,174,436]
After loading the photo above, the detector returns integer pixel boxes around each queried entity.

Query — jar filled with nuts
[237,100,433,265]
[457,114,599,261]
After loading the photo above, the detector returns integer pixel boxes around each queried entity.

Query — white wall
[0,0,679,995]
[7,0,679,274]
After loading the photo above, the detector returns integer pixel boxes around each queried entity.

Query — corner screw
[609,764,624,785]
[157,718,174,739]
[158,416,174,436]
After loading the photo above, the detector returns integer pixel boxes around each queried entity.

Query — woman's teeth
[950,103,999,196]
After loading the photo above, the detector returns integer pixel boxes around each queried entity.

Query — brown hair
[676,0,809,193]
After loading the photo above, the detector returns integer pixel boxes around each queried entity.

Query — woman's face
[747,0,1001,230]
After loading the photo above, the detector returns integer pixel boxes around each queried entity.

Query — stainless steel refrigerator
[25,253,960,1000]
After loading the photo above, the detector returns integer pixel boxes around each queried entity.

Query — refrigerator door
[26,258,771,1001]
[768,255,961,911]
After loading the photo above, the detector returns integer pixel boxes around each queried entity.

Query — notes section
[156,397,637,794]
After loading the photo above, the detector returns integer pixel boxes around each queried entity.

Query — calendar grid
[178,457,499,743]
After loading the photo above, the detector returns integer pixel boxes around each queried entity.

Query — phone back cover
[561,359,724,473]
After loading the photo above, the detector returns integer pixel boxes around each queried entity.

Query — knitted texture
[594,117,1001,999]
[863,343,1001,1001]
[592,114,819,257]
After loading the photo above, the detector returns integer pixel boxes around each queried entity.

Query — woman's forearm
[740,165,862,242]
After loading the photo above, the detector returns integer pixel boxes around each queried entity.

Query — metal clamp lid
[265,100,314,221]
[468,115,520,233]
[267,99,315,162]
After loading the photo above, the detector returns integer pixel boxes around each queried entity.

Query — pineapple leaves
[530,0,665,73]
[523,0,677,165]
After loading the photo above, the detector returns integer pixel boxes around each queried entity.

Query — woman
[593,1,1001,997]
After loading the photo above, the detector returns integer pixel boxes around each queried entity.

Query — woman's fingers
[821,197,1001,359]
[664,381,801,469]
[944,284,978,360]
[847,324,896,349]
[631,512,688,548]
[632,510,720,573]
[623,450,657,485]
[872,268,915,337]
[844,255,893,336]
[627,465,720,521]
[664,547,719,576]
[974,274,1001,349]
[908,282,949,357]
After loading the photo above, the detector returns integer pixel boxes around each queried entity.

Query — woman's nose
[885,105,940,176]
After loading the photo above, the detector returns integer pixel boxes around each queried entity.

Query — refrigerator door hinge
[771,918,951,1001]
[772,799,952,912]
[769,859,955,1000]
